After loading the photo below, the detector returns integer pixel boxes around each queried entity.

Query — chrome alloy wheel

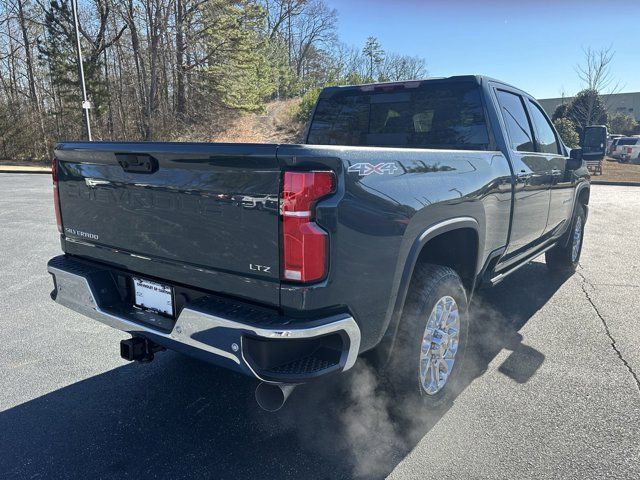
[571,216,583,263]
[419,295,460,395]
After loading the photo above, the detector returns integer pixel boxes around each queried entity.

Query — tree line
[0,0,427,161]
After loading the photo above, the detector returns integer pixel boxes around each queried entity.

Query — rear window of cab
[307,81,489,151]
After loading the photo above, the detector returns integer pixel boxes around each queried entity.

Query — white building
[538,92,640,121]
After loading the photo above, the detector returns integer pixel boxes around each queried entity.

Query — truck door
[494,89,552,254]
[525,99,574,235]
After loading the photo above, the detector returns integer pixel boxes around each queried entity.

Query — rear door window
[528,100,561,155]
[495,90,535,152]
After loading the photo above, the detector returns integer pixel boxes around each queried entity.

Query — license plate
[133,277,173,316]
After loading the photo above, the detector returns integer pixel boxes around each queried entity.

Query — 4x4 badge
[348,162,398,176]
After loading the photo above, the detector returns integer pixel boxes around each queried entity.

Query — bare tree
[261,0,305,39]
[291,0,336,77]
[14,0,37,106]
[575,45,622,95]
[569,45,623,130]
[379,52,427,82]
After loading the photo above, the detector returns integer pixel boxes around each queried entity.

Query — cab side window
[496,90,534,152]
[528,101,561,155]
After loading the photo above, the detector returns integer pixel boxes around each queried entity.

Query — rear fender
[366,217,481,367]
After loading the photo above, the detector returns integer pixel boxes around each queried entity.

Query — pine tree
[202,1,276,112]
[38,1,108,131]
[362,36,384,82]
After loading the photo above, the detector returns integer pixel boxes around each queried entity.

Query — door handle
[515,172,533,185]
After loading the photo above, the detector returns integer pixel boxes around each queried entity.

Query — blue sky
[325,0,640,99]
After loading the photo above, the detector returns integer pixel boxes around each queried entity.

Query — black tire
[382,264,469,407]
[545,203,586,273]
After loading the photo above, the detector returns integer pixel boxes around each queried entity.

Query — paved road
[1,175,638,480]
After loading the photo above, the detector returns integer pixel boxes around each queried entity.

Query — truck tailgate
[55,142,281,305]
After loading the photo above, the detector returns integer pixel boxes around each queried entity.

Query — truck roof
[319,75,525,98]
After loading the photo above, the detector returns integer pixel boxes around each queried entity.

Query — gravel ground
[594,157,640,183]
[1,175,638,479]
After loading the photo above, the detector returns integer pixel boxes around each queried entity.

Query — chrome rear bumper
[47,255,360,383]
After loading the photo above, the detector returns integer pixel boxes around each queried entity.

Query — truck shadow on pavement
[1,262,568,480]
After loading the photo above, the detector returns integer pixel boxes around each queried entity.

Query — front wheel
[382,264,469,406]
[546,204,586,273]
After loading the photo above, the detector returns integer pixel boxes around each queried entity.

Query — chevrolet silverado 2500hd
[47,76,600,410]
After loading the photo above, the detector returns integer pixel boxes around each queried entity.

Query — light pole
[71,0,92,141]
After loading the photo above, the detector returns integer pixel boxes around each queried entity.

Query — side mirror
[570,148,583,160]
[567,148,583,170]
[581,125,607,161]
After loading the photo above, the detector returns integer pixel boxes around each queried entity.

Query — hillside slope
[214,98,305,144]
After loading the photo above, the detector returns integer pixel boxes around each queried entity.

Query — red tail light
[627,147,633,155]
[281,171,335,282]
[52,158,63,233]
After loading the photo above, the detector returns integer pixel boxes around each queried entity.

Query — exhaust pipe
[255,382,298,412]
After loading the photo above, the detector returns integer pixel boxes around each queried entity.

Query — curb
[0,169,51,174]
[591,180,640,187]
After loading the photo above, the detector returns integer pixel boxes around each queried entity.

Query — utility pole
[71,0,92,141]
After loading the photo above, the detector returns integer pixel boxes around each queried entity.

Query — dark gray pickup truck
[47,76,600,411]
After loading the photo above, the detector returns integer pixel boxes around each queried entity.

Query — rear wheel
[383,264,469,406]
[546,204,586,273]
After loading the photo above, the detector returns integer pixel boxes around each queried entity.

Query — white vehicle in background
[611,137,640,160]
[606,134,624,155]
[620,139,640,164]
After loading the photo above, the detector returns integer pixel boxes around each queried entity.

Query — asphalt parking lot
[1,174,639,480]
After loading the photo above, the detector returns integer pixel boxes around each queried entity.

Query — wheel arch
[560,182,590,247]
[578,184,590,207]
[366,217,483,366]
